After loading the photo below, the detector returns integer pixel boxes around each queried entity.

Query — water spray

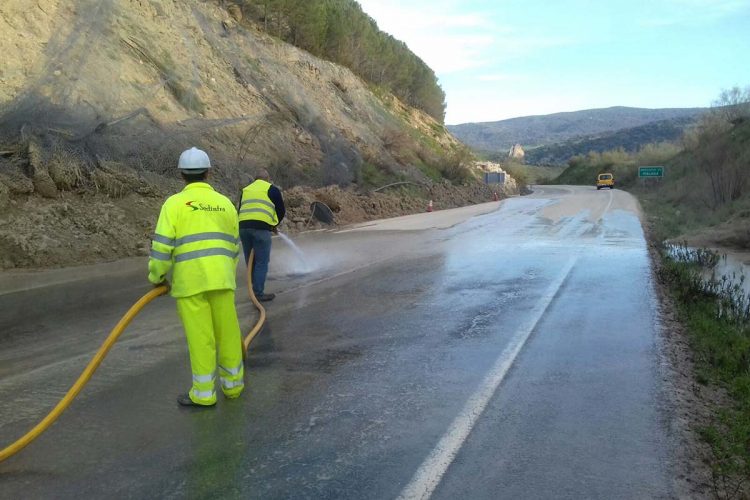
[277,232,313,274]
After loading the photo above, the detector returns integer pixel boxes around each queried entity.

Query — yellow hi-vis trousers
[176,289,245,405]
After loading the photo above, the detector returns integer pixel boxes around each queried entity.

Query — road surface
[0,186,679,499]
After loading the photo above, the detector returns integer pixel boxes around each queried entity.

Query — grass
[415,161,444,183]
[640,195,718,243]
[657,243,750,497]
[359,161,393,188]
[503,163,565,185]
[430,122,446,134]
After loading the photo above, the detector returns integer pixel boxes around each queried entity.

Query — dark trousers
[239,228,272,295]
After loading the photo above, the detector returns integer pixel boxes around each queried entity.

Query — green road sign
[639,166,664,178]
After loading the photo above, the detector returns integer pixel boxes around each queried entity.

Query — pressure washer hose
[243,249,267,354]
[0,251,266,463]
[0,286,168,462]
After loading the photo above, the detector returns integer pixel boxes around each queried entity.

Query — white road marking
[604,188,614,215]
[397,258,577,500]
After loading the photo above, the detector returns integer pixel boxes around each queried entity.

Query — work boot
[256,293,275,302]
[176,393,216,408]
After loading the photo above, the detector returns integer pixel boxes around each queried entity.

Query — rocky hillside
[449,106,705,152]
[0,0,504,269]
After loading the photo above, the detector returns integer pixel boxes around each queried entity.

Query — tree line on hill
[555,86,750,211]
[521,118,694,166]
[448,106,705,153]
[233,0,447,123]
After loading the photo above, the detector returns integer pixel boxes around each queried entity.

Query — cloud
[356,0,563,75]
[357,0,495,73]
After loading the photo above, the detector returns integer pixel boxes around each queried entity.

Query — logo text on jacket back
[186,201,226,212]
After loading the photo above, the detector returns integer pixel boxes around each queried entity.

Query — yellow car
[596,173,614,190]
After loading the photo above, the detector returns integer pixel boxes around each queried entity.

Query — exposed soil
[0,0,462,190]
[282,181,511,232]
[679,217,750,253]
[0,174,509,270]
[0,0,517,271]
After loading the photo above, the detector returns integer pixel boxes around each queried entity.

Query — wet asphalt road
[0,186,677,499]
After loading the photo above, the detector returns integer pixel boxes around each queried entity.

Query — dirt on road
[0,177,510,270]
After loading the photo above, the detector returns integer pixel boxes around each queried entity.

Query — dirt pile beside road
[0,173,510,269]
[282,181,508,232]
[0,0,512,270]
[0,193,160,269]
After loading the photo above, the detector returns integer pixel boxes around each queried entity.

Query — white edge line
[397,258,578,500]
[604,188,614,215]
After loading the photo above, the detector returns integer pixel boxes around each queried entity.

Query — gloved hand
[155,280,171,292]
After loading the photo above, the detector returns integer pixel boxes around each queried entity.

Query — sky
[356,0,750,124]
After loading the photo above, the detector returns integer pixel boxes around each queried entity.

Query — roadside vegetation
[232,0,447,122]
[554,86,750,248]
[501,162,566,187]
[659,245,750,497]
[522,118,695,165]
[554,142,680,188]
[553,86,750,497]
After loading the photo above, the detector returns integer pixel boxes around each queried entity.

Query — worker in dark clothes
[237,169,286,301]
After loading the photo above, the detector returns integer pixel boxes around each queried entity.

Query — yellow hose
[0,285,168,463]
[0,249,267,463]
[242,248,267,354]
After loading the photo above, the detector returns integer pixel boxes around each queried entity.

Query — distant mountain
[523,117,696,165]
[448,106,706,153]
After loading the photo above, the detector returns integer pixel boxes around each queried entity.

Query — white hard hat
[178,147,211,171]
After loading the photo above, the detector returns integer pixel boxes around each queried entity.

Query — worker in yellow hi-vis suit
[148,147,244,407]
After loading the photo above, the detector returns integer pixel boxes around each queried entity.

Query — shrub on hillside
[682,86,750,207]
[234,0,446,122]
[436,147,476,185]
[636,142,682,166]
[559,141,682,187]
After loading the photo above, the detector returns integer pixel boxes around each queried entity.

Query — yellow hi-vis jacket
[238,180,278,226]
[148,182,240,298]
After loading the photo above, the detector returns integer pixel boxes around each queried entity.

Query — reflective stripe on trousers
[191,389,216,401]
[176,290,244,403]
[193,373,215,384]
[221,379,244,389]
[219,363,243,376]
[219,362,244,394]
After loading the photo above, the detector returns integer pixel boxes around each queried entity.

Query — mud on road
[0,176,509,270]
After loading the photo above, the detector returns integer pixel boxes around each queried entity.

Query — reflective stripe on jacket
[238,180,278,226]
[148,182,240,298]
